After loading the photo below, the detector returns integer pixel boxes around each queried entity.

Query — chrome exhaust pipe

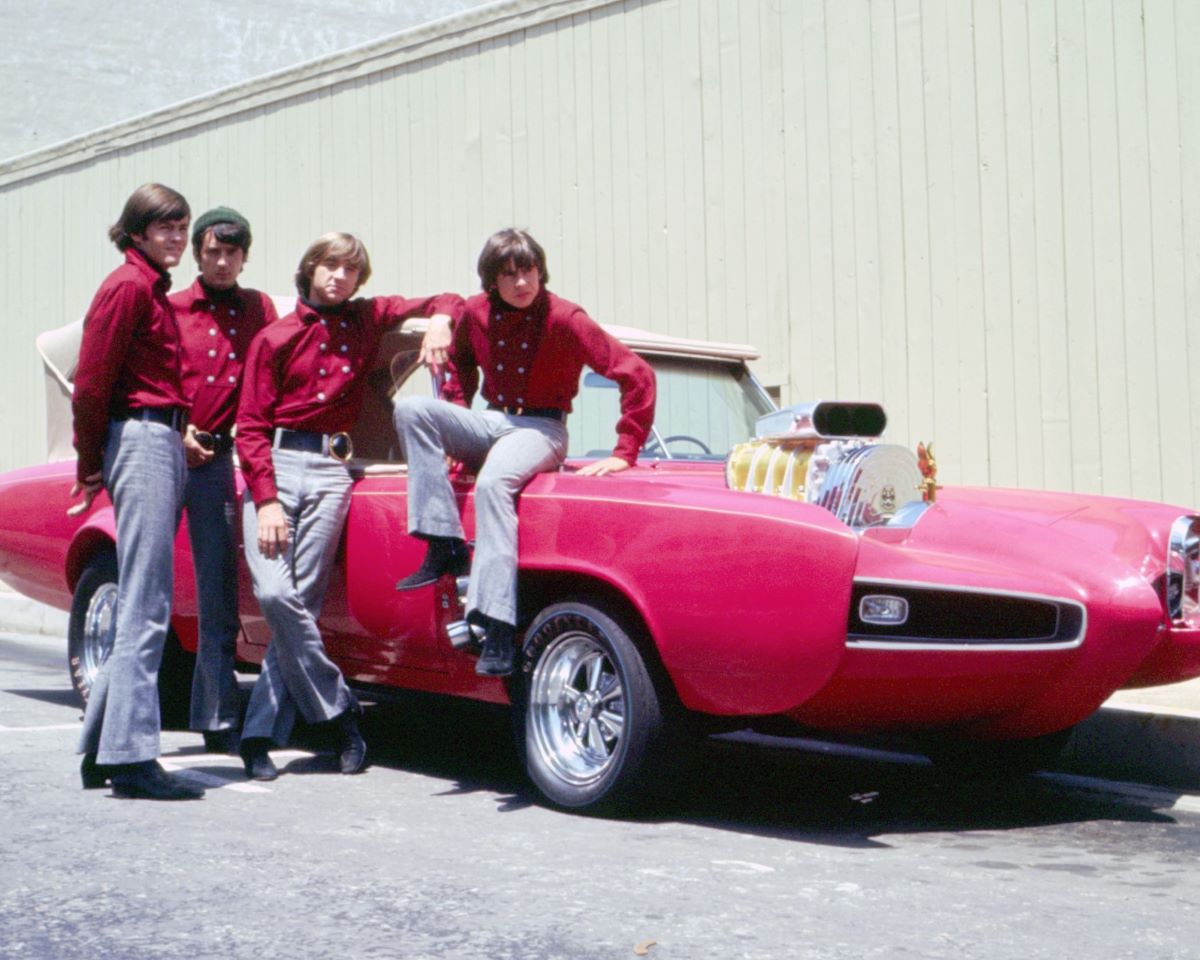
[446,619,479,650]
[446,576,480,650]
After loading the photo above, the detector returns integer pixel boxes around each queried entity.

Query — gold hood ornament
[917,441,939,503]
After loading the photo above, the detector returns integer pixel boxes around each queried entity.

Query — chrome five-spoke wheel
[515,600,677,813]
[528,632,627,787]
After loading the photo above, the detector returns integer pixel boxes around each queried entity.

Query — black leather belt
[487,404,565,421]
[119,407,187,430]
[194,430,234,455]
[273,427,354,462]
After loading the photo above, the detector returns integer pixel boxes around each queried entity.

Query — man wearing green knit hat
[170,207,279,755]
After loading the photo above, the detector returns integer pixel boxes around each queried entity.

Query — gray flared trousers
[77,418,186,765]
[393,396,567,627]
[183,450,243,733]
[240,448,355,746]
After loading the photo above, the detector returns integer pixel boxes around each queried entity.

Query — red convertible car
[0,309,1197,812]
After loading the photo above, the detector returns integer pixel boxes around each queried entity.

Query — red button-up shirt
[72,247,185,482]
[443,290,656,464]
[237,292,465,504]
[170,279,279,435]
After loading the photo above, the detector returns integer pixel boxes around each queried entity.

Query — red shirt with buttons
[442,289,656,465]
[72,247,186,482]
[237,293,465,504]
[170,279,280,436]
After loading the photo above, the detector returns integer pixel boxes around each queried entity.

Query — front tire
[67,550,195,727]
[512,600,678,814]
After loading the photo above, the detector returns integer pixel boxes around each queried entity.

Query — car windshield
[386,345,774,464]
[565,356,775,461]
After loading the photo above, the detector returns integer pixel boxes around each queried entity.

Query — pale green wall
[1,0,1197,505]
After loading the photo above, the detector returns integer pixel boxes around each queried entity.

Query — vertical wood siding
[0,0,1196,506]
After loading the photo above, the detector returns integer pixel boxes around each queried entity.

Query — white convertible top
[36,299,760,462]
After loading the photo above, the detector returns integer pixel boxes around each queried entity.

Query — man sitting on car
[393,228,656,677]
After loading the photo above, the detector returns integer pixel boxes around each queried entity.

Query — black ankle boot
[395,537,470,590]
[202,728,240,756]
[110,760,206,800]
[335,704,367,775]
[81,752,108,790]
[239,738,279,781]
[475,617,517,677]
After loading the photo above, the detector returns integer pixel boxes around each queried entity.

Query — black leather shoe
[110,760,205,800]
[239,738,279,781]
[475,618,517,677]
[81,752,108,790]
[202,728,240,755]
[336,705,367,775]
[395,537,470,590]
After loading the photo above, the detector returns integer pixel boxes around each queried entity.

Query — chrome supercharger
[726,400,931,529]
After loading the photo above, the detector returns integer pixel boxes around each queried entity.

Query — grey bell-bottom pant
[393,395,567,627]
[240,448,356,746]
[183,450,243,734]
[77,418,186,765]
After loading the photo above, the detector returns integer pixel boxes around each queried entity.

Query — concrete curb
[0,589,69,637]
[1056,703,1200,792]
[2,586,1198,795]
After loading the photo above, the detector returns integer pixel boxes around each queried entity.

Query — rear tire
[67,549,195,727]
[68,552,118,708]
[511,599,681,814]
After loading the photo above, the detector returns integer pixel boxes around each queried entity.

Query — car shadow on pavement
[658,737,1176,848]
[351,696,1180,848]
[359,697,530,802]
[5,687,85,710]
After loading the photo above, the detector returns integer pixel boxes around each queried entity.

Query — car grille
[847,581,1085,650]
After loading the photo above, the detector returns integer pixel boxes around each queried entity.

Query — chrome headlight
[1167,515,1200,623]
[812,444,923,529]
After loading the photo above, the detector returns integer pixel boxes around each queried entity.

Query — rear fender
[66,508,117,592]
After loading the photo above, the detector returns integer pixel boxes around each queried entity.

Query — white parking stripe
[0,723,82,732]
[158,762,273,794]
[158,749,318,794]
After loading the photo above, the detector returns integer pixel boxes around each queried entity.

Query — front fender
[518,472,861,716]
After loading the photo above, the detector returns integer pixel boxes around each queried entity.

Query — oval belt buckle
[328,432,354,462]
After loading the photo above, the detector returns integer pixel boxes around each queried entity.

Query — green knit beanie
[191,206,252,248]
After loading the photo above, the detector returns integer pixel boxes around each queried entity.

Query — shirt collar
[194,277,241,304]
[125,246,172,291]
[488,287,549,319]
[296,296,350,323]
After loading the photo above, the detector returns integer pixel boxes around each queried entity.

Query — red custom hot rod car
[0,309,1197,812]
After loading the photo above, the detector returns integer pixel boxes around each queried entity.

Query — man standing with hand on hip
[235,231,462,781]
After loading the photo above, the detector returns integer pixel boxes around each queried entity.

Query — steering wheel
[643,434,713,458]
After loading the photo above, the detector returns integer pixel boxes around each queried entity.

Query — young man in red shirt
[171,207,279,754]
[72,183,204,800]
[235,232,461,780]
[394,229,656,676]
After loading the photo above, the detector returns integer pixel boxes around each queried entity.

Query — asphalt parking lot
[3,630,1200,960]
